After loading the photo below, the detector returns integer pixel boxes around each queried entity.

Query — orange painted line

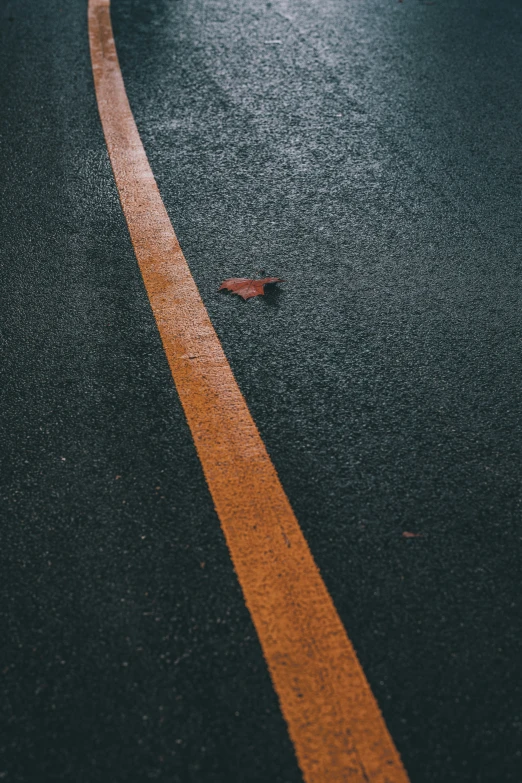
[88,2,410,781]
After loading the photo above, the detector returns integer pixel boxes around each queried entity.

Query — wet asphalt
[1,0,522,780]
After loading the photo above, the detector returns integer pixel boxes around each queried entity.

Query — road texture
[1,0,522,781]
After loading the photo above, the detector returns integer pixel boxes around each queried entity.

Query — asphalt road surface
[1,0,522,781]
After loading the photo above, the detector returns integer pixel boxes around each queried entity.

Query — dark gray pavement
[1,0,522,780]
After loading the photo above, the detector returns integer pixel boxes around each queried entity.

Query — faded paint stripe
[88,2,410,781]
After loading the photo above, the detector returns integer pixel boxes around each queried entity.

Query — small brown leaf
[402,531,422,538]
[219,276,284,300]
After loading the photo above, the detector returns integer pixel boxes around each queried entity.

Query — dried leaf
[402,531,422,538]
[219,276,284,301]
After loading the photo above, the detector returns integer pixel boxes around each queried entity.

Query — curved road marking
[88,2,410,781]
